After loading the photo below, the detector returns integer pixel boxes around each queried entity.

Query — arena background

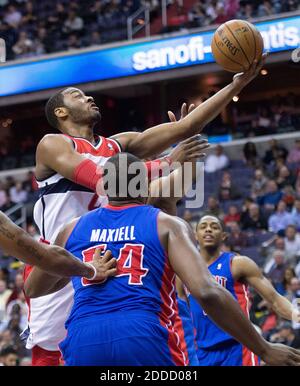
[0,0,300,366]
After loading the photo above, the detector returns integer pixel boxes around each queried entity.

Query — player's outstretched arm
[36,134,102,191]
[0,211,97,279]
[233,255,300,323]
[112,55,266,159]
[24,219,117,298]
[148,136,207,214]
[158,212,300,366]
[148,107,207,214]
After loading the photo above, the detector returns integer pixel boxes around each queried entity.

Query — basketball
[211,19,264,73]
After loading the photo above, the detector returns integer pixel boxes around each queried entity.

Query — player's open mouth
[90,103,99,110]
[203,235,214,241]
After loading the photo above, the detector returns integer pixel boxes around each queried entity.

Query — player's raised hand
[168,134,210,164]
[168,102,196,122]
[232,52,268,91]
[89,249,117,283]
[167,103,210,163]
[262,342,300,366]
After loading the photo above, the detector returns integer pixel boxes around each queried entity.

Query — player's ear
[54,107,68,119]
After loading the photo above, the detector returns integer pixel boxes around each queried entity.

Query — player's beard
[69,108,101,127]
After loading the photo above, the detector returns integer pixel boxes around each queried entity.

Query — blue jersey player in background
[188,215,300,366]
[25,153,300,366]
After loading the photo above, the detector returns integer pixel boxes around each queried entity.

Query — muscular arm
[148,135,204,214]
[233,255,295,321]
[37,133,196,194]
[158,213,269,358]
[36,135,88,180]
[24,219,118,298]
[0,212,94,280]
[112,59,265,159]
[112,85,232,158]
[148,162,197,215]
[36,134,103,193]
[23,219,78,298]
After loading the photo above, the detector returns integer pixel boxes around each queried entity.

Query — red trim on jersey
[230,257,250,318]
[173,306,190,366]
[233,280,259,366]
[23,265,33,321]
[242,345,259,366]
[104,203,144,210]
[230,257,258,366]
[107,138,122,153]
[39,238,50,245]
[233,280,254,365]
[23,238,50,322]
[63,134,121,157]
[63,134,102,152]
[32,345,62,366]
[233,281,249,317]
[158,255,187,366]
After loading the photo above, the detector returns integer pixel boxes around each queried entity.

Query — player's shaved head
[103,153,148,203]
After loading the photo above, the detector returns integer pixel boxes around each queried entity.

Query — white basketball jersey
[25,134,121,351]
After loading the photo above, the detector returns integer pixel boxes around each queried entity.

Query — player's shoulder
[104,136,123,152]
[231,254,259,279]
[232,254,253,265]
[37,133,73,149]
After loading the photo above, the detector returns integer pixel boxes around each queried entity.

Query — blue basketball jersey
[189,252,251,349]
[64,203,188,366]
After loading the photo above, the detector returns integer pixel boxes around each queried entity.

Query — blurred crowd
[0,171,37,215]
[0,220,39,366]
[186,0,300,30]
[0,135,36,171]
[232,93,300,138]
[0,0,142,60]
[0,171,38,365]
[0,171,37,362]
[0,270,32,366]
[0,0,299,61]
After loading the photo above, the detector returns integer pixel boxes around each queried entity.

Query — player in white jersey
[25,59,265,365]
[25,134,122,365]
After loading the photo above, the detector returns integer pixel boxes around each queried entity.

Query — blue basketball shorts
[59,311,187,366]
[196,341,259,366]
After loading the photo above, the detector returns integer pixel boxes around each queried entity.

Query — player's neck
[63,124,95,143]
[202,246,222,265]
[108,199,145,207]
